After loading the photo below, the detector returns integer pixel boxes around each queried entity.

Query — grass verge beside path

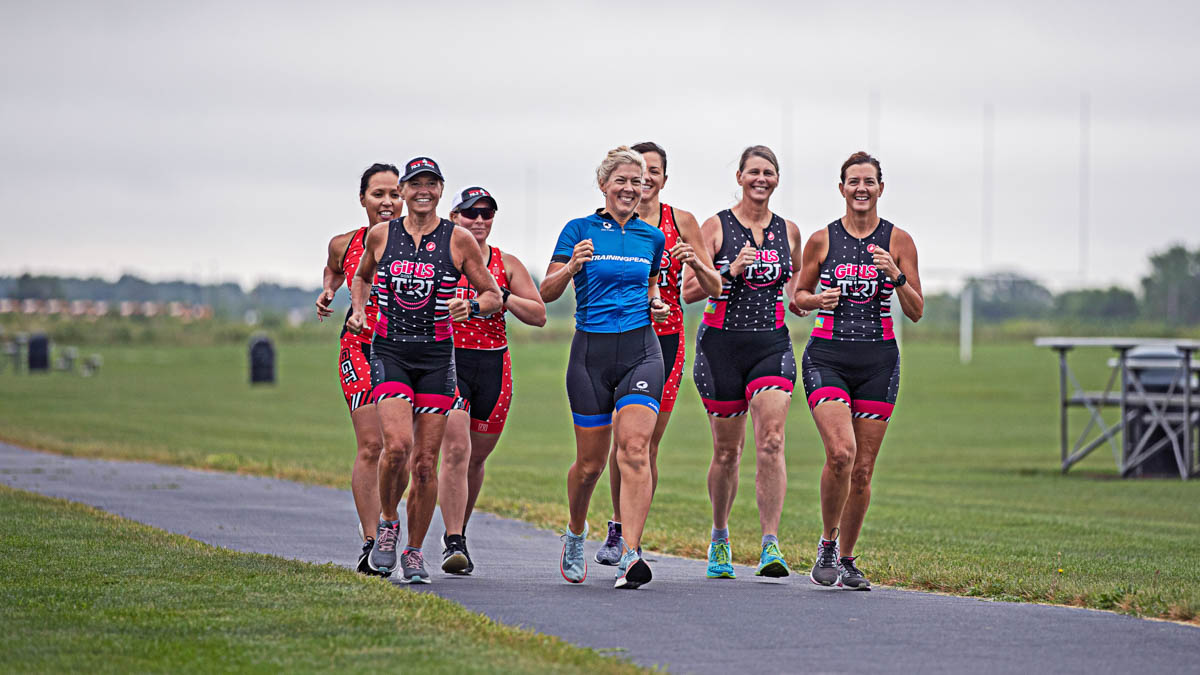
[0,486,643,673]
[2,337,1198,624]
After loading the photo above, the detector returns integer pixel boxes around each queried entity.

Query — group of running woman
[317,144,923,590]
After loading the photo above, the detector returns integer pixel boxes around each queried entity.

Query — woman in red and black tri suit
[436,186,546,575]
[686,145,807,580]
[314,162,399,577]
[347,157,502,584]
[793,152,923,590]
[594,142,723,566]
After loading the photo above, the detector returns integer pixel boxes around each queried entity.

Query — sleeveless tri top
[654,203,684,336]
[341,226,379,343]
[452,245,509,350]
[702,209,792,331]
[811,219,897,342]
[372,217,461,343]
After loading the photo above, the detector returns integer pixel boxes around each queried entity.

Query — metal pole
[1059,347,1070,470]
[1185,347,1193,478]
[960,283,973,364]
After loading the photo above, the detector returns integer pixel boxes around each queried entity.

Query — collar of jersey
[593,208,641,228]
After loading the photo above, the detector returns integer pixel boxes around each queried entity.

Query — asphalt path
[3,442,1197,674]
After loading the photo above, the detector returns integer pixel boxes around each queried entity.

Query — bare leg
[405,412,449,548]
[437,409,472,536]
[613,404,658,550]
[838,418,888,556]
[462,431,502,531]
[349,405,384,540]
[567,425,612,535]
[749,391,791,537]
[812,402,857,539]
[609,409,671,522]
[376,397,414,522]
[707,416,747,530]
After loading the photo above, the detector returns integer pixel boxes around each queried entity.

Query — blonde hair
[596,145,646,188]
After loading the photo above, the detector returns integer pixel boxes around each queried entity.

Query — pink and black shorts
[368,339,456,415]
[801,336,900,422]
[692,325,795,418]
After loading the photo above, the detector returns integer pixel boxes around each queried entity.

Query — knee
[574,460,606,486]
[379,439,411,469]
[851,461,876,491]
[442,441,470,468]
[826,443,856,475]
[357,437,383,464]
[712,442,743,470]
[409,453,437,485]
[756,429,786,459]
[617,444,649,474]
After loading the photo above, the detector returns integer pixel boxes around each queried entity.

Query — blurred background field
[2,309,1197,624]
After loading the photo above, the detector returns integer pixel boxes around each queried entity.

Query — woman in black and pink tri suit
[793,151,924,590]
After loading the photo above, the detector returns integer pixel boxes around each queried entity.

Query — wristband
[469,299,481,316]
[719,263,736,282]
[893,273,907,288]
[501,287,511,303]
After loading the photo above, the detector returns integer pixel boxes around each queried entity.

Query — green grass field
[2,332,1198,625]
[0,486,642,673]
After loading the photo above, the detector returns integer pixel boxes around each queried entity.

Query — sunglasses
[459,207,495,220]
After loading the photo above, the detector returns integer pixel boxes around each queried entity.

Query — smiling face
[840,163,884,214]
[737,156,779,204]
[359,172,400,225]
[640,151,667,203]
[601,162,643,221]
[401,174,444,217]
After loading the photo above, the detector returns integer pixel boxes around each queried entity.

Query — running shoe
[706,538,736,579]
[594,520,623,566]
[810,536,840,586]
[755,540,791,578]
[401,549,431,584]
[559,525,587,583]
[357,538,390,577]
[838,556,872,591]
[369,520,401,574]
[461,535,474,575]
[614,548,653,589]
[441,533,470,575]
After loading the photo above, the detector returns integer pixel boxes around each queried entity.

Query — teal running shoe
[706,538,735,579]
[614,548,653,589]
[559,525,587,583]
[755,540,790,577]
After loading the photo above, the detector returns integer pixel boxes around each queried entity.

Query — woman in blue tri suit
[540,145,671,590]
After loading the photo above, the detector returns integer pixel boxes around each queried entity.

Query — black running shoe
[838,556,872,590]
[809,534,840,587]
[441,533,470,575]
[461,535,474,574]
[357,538,390,577]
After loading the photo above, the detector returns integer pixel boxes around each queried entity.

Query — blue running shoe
[560,525,587,583]
[614,548,653,589]
[755,540,790,577]
[706,538,735,579]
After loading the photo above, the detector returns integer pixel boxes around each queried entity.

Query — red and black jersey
[702,210,792,331]
[654,203,684,336]
[811,219,897,342]
[340,226,379,342]
[372,217,461,343]
[453,245,509,350]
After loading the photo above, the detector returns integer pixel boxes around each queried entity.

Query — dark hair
[840,152,882,183]
[738,145,779,173]
[632,141,667,174]
[359,163,400,195]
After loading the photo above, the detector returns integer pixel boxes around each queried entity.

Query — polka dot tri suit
[693,209,796,418]
[338,226,378,412]
[801,219,902,422]
[653,203,686,414]
[450,245,514,435]
[551,210,667,428]
[368,217,460,416]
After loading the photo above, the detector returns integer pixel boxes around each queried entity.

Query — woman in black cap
[347,157,502,584]
[437,186,546,575]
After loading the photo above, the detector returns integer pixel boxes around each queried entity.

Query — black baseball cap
[450,186,498,212]
[400,156,444,182]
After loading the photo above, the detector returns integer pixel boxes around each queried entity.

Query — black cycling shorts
[452,348,513,434]
[801,337,900,422]
[692,325,796,418]
[369,339,456,415]
[566,325,664,427]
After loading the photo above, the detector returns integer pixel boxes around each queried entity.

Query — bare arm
[783,220,810,317]
[673,208,723,299]
[792,227,840,313]
[872,227,923,322]
[681,215,723,304]
[500,251,546,327]
[450,227,502,320]
[648,272,669,323]
[347,226,385,333]
[315,231,353,319]
[540,239,593,303]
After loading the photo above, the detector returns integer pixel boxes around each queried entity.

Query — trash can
[248,335,275,385]
[1123,346,1196,477]
[27,333,50,372]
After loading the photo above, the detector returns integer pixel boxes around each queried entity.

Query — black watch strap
[893,273,907,287]
[501,287,511,303]
[719,263,736,282]
[469,299,481,316]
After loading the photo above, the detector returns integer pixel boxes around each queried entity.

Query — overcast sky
[2,0,1197,293]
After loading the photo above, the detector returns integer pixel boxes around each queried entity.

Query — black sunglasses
[459,207,495,220]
